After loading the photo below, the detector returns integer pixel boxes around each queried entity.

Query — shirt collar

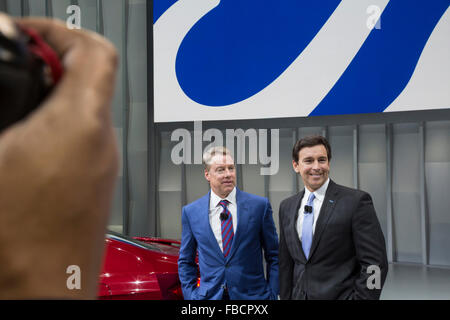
[210,187,236,209]
[304,178,330,202]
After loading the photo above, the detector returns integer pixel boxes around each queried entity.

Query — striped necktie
[219,200,234,257]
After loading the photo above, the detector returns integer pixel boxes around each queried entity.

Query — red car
[98,231,183,300]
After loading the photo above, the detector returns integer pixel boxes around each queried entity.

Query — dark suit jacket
[178,188,279,300]
[279,180,388,300]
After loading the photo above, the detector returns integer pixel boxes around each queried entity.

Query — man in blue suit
[178,146,279,300]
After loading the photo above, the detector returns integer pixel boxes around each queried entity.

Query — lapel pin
[329,200,334,203]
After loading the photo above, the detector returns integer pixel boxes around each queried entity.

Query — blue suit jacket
[178,188,279,300]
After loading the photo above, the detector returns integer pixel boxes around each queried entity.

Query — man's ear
[204,169,210,182]
[292,160,299,173]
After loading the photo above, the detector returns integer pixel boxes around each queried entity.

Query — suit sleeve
[351,192,389,300]
[261,199,279,300]
[177,206,199,300]
[278,200,294,300]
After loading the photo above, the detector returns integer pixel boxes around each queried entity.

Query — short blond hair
[203,146,233,171]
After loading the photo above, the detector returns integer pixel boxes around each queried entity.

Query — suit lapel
[201,191,225,260]
[289,190,308,263]
[308,180,338,259]
[226,188,248,261]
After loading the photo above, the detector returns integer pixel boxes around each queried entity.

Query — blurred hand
[0,16,119,299]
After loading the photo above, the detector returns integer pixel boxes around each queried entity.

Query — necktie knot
[307,193,315,206]
[219,199,230,209]
[219,200,230,221]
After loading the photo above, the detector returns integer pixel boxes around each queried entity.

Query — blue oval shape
[175,0,341,106]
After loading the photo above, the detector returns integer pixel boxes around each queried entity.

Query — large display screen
[154,0,450,122]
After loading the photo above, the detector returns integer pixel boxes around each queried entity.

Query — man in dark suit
[178,146,279,300]
[279,135,388,300]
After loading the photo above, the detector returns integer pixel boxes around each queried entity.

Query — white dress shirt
[209,187,238,252]
[296,178,330,241]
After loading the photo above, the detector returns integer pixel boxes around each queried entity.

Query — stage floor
[381,263,450,299]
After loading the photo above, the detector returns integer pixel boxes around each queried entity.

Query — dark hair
[292,135,332,163]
